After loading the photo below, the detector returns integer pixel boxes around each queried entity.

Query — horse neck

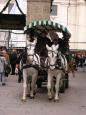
[27,53,40,66]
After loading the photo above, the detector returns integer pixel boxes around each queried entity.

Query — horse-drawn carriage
[20,20,71,101]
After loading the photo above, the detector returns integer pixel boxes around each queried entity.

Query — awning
[24,20,71,37]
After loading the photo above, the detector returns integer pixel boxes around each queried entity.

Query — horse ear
[33,38,37,44]
[55,44,59,50]
[46,44,50,50]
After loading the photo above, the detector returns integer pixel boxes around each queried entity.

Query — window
[51,5,57,16]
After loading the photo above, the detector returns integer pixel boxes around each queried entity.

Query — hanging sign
[0,14,26,30]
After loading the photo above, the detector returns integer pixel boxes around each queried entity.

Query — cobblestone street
[0,70,86,115]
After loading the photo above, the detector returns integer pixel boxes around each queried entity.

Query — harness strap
[22,64,39,70]
[34,53,40,65]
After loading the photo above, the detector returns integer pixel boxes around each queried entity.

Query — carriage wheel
[65,73,69,89]
[59,77,65,93]
[36,78,42,88]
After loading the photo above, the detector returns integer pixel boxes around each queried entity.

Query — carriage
[22,20,71,101]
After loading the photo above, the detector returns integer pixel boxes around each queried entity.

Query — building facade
[50,0,86,50]
[0,0,26,48]
[0,0,86,50]
[0,1,9,47]
[27,0,51,23]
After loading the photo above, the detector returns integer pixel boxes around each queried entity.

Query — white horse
[46,44,68,101]
[22,38,40,101]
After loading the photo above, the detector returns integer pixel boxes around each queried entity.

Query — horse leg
[30,71,38,98]
[51,78,55,98]
[47,72,52,100]
[26,81,30,97]
[54,72,62,101]
[22,69,27,101]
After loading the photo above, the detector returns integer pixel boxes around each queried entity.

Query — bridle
[26,44,40,65]
[26,43,35,56]
[48,50,58,57]
[47,49,59,69]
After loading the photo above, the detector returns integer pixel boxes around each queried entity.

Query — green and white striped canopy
[24,20,71,37]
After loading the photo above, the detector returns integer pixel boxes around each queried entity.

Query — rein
[46,49,63,70]
[46,57,61,68]
[48,50,58,57]
[46,58,64,71]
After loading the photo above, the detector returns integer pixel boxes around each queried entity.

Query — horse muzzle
[49,65,55,70]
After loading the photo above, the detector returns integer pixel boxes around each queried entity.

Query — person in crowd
[68,53,76,77]
[2,49,10,77]
[15,51,24,83]
[10,49,17,75]
[0,51,7,85]
[82,53,86,66]
[74,53,80,68]
[35,30,53,57]
[15,48,27,83]
[79,53,85,67]
[83,53,86,66]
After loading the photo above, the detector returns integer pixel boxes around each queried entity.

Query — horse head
[46,44,59,70]
[26,38,37,64]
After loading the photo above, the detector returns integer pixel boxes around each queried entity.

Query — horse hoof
[21,98,27,102]
[30,96,34,99]
[48,97,53,100]
[54,99,59,102]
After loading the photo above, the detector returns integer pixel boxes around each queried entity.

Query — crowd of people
[65,52,86,77]
[70,52,86,68]
[0,47,22,85]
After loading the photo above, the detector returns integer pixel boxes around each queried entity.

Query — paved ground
[0,69,86,115]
